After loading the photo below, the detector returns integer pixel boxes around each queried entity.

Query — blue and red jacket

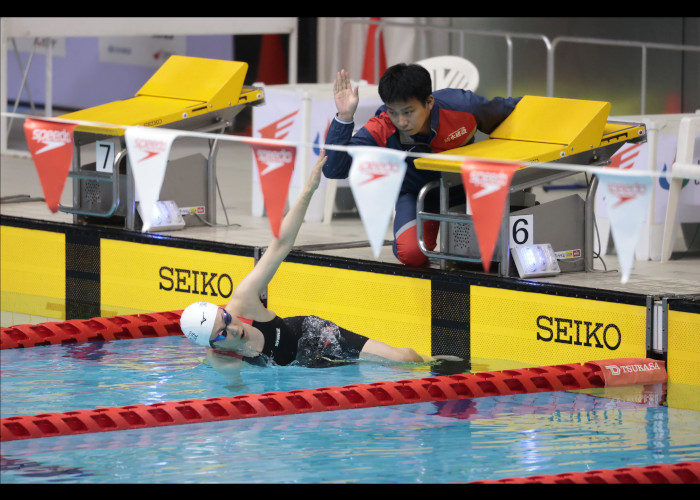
[323,88,521,194]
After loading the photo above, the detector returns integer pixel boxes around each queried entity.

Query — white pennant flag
[348,147,407,258]
[597,172,653,283]
[125,127,179,232]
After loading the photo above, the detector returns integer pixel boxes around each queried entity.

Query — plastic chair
[415,55,479,92]
[660,115,700,262]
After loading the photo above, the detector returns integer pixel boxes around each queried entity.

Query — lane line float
[468,461,700,484]
[1,358,665,442]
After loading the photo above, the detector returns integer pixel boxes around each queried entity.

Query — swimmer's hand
[306,152,326,192]
[424,355,464,362]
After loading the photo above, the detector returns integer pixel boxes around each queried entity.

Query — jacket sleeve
[441,89,521,135]
[469,93,522,134]
[323,116,380,180]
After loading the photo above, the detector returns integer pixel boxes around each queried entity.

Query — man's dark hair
[378,63,433,105]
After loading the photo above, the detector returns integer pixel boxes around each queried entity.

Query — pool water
[2,336,699,483]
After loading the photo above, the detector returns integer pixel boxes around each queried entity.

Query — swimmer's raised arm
[227,154,327,319]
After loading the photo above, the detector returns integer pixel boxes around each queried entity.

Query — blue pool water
[2,336,699,483]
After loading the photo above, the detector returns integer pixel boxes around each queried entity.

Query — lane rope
[2,358,666,442]
[1,310,185,349]
[468,461,700,484]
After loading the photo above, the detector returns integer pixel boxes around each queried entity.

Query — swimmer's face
[209,308,253,354]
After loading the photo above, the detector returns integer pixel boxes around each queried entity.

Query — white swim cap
[180,302,221,347]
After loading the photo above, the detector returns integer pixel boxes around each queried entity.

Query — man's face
[385,95,434,136]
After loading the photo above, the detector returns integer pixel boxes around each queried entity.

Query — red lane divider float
[0,359,666,442]
[1,310,185,349]
[468,461,700,484]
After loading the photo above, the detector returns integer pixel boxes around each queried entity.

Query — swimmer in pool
[180,153,457,369]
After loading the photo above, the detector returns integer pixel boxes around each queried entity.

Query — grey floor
[2,126,699,299]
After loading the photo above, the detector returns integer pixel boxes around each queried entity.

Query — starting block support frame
[414,96,647,277]
[58,123,228,231]
[417,166,602,277]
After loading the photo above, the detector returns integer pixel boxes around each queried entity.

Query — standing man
[324,63,520,266]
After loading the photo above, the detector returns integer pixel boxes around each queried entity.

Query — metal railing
[340,19,700,113]
[339,19,551,98]
[548,36,700,114]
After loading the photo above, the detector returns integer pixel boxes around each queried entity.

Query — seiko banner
[470,285,647,366]
[100,239,254,316]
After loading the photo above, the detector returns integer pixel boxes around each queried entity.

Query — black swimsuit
[243,315,369,368]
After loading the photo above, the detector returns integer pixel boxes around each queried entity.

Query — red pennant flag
[461,160,519,272]
[251,142,296,238]
[362,17,387,84]
[23,118,76,213]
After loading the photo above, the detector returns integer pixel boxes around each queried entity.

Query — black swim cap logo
[201,312,207,325]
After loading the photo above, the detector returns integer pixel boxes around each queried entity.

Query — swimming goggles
[209,308,232,348]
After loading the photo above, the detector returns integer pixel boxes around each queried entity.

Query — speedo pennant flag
[23,118,76,213]
[461,159,519,272]
[125,126,178,232]
[597,172,653,283]
[348,147,406,258]
[251,142,296,238]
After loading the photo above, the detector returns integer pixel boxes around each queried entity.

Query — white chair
[660,115,700,262]
[415,55,479,92]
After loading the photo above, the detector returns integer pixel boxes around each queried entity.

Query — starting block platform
[57,56,264,229]
[413,95,647,276]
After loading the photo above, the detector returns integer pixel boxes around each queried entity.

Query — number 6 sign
[510,214,533,248]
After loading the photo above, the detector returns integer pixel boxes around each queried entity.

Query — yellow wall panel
[667,308,700,387]
[0,226,65,318]
[471,285,647,365]
[269,262,432,355]
[100,239,254,316]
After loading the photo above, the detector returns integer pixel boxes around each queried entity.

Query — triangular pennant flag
[251,142,296,238]
[461,159,519,272]
[124,127,178,232]
[23,118,76,213]
[597,172,653,283]
[348,147,406,257]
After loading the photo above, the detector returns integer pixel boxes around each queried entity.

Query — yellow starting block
[61,55,263,138]
[413,95,647,276]
[57,56,264,229]
[415,95,645,172]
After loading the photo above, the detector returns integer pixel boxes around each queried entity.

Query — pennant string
[4,111,699,181]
